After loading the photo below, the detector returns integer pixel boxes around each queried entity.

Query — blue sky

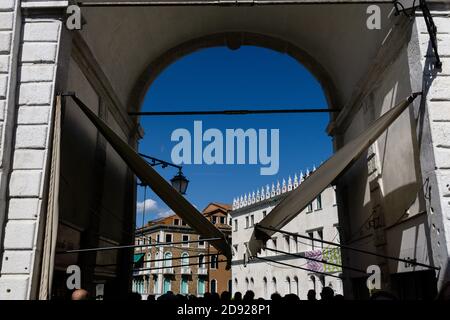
[136,46,332,226]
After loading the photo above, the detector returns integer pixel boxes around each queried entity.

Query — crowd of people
[70,281,450,301]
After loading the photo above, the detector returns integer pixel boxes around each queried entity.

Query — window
[272,238,277,251]
[163,252,172,267]
[250,215,254,227]
[285,236,290,252]
[234,219,238,231]
[250,278,254,290]
[318,230,323,249]
[308,232,315,250]
[316,194,322,210]
[181,252,189,265]
[181,276,189,294]
[211,255,219,269]
[307,202,313,213]
[165,233,172,244]
[245,278,249,291]
[245,216,249,228]
[163,277,171,294]
[272,277,277,293]
[174,218,180,225]
[263,277,268,299]
[293,276,299,296]
[156,234,160,243]
[198,278,205,296]
[210,279,217,293]
[212,216,217,224]
[286,277,291,294]
[198,255,205,268]
[153,275,158,294]
[229,218,232,226]
[263,210,267,218]
[220,216,225,224]
[182,220,187,226]
[198,236,205,248]
[182,234,189,247]
[146,252,151,268]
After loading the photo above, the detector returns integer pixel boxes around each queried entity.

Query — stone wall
[0,2,63,299]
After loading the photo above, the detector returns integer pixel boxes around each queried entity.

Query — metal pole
[256,225,440,270]
[77,0,395,8]
[128,108,340,116]
[56,237,222,254]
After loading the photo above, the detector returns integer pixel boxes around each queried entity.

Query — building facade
[230,172,343,300]
[132,203,232,298]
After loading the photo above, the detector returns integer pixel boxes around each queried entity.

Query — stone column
[0,1,68,299]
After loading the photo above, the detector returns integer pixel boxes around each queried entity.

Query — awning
[248,92,421,256]
[65,94,232,266]
[133,253,145,263]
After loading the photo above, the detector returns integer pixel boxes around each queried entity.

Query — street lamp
[170,169,189,195]
[138,152,190,194]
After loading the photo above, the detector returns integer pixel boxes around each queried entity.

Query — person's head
[369,290,397,300]
[307,289,316,301]
[320,287,334,301]
[233,291,242,301]
[284,293,300,302]
[127,292,142,300]
[271,292,282,302]
[71,289,89,300]
[333,294,344,300]
[147,294,155,301]
[243,290,255,301]
[220,291,231,301]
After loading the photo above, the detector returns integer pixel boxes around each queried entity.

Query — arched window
[198,278,206,296]
[180,276,189,295]
[245,277,249,291]
[163,252,172,267]
[198,254,204,268]
[250,277,254,290]
[211,279,217,293]
[293,276,299,296]
[234,278,238,291]
[163,277,171,293]
[272,277,277,293]
[286,277,291,294]
[263,277,268,299]
[181,252,189,265]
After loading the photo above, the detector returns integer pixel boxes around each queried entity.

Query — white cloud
[157,209,174,218]
[136,198,158,214]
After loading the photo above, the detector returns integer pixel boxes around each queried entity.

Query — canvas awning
[133,253,145,263]
[65,94,232,266]
[248,92,421,256]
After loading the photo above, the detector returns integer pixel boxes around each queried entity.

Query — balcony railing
[163,267,174,274]
[180,267,192,275]
[197,267,208,275]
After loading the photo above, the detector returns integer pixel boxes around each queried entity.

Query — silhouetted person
[369,290,397,300]
[284,293,300,302]
[147,294,155,301]
[320,287,334,301]
[271,292,282,302]
[233,291,242,302]
[127,292,142,300]
[71,289,89,300]
[243,290,255,302]
[221,291,231,302]
[333,294,344,300]
[307,289,316,301]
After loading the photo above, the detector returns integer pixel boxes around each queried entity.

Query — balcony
[163,267,174,274]
[181,267,192,275]
[197,267,208,275]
